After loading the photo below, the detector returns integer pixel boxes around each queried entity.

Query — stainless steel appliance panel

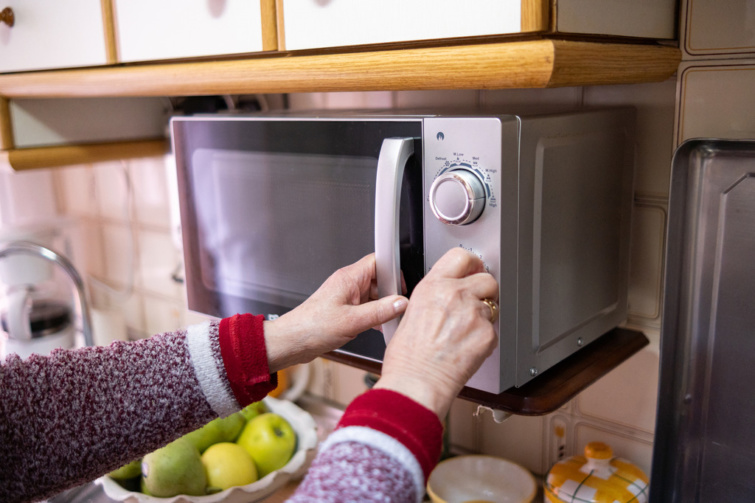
[651,139,755,501]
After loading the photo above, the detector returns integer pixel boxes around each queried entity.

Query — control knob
[429,168,486,225]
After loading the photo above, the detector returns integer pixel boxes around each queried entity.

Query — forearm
[0,329,216,502]
[0,315,276,503]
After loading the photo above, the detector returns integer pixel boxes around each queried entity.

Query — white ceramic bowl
[427,455,536,503]
[97,397,318,503]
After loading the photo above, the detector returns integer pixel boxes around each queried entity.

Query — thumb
[347,295,408,334]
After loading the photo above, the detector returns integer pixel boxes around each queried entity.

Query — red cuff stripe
[336,389,444,482]
[218,314,278,407]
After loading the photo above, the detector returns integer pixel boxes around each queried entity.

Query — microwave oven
[171,108,635,395]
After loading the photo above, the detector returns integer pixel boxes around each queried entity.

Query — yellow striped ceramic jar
[544,442,649,503]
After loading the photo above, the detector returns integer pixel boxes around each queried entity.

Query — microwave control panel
[422,117,505,393]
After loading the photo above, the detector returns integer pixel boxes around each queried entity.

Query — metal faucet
[0,241,94,347]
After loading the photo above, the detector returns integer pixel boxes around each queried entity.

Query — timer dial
[429,168,486,225]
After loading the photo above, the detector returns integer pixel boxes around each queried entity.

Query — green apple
[183,412,246,453]
[239,401,269,422]
[236,413,297,478]
[141,438,207,497]
[108,458,142,480]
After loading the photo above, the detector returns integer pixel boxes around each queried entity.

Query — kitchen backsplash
[48,83,675,478]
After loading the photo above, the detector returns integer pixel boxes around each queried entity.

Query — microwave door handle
[374,137,415,346]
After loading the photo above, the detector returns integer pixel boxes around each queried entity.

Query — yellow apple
[201,442,258,491]
[236,413,296,478]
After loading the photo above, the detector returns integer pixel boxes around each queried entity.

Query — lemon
[201,442,258,491]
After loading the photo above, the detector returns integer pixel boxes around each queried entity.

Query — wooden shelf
[325,327,649,416]
[0,139,168,172]
[0,39,680,98]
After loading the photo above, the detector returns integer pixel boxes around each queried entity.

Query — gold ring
[482,298,499,323]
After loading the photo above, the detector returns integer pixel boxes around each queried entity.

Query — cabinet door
[681,0,755,59]
[279,0,536,51]
[557,0,677,39]
[113,0,272,63]
[0,0,109,73]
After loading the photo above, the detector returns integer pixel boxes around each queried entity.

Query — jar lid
[545,442,649,503]
[2,300,72,338]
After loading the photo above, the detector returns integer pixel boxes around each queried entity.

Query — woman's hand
[374,248,499,419]
[264,253,408,372]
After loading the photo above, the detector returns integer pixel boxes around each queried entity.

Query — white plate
[97,397,318,503]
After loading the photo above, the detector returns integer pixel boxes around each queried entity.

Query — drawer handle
[1,7,13,27]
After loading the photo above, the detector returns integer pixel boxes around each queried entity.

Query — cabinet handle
[1,7,13,27]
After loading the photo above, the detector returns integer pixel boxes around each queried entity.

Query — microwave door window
[191,149,377,312]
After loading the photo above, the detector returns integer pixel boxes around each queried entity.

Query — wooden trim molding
[0,40,680,98]
[0,97,14,150]
[100,0,119,64]
[521,0,550,32]
[260,0,278,51]
[1,139,168,171]
[274,0,286,51]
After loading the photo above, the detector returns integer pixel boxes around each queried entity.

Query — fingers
[347,295,408,334]
[427,247,486,279]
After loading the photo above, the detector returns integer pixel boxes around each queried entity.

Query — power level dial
[429,168,486,225]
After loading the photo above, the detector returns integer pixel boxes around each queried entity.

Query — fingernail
[393,297,408,312]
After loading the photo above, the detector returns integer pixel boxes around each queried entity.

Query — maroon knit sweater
[0,314,442,503]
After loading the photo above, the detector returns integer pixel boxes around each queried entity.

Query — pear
[141,438,207,497]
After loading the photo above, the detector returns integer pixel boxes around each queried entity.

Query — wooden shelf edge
[1,138,168,171]
[0,40,680,98]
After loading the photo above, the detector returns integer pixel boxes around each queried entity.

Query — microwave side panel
[515,108,636,387]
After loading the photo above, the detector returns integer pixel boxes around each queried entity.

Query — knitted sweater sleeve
[0,315,274,503]
[288,389,444,503]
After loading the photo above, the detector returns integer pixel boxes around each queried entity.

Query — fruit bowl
[96,397,318,503]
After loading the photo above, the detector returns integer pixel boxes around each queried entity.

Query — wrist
[263,316,312,373]
[372,373,455,420]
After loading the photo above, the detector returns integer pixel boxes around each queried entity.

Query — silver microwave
[171,108,635,396]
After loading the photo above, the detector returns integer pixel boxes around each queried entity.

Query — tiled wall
[48,82,676,479]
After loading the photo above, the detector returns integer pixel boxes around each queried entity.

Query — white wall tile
[287,93,329,110]
[584,79,677,198]
[675,61,755,145]
[54,165,97,217]
[576,349,659,434]
[142,294,183,336]
[130,156,172,229]
[100,223,139,288]
[627,203,667,329]
[394,90,479,109]
[481,87,583,113]
[448,398,481,453]
[478,413,546,475]
[94,161,132,222]
[330,362,370,407]
[137,228,183,300]
[66,219,105,280]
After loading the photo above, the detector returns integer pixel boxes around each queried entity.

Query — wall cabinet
[0,1,681,171]
[278,0,676,51]
[0,0,109,73]
[113,0,276,63]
